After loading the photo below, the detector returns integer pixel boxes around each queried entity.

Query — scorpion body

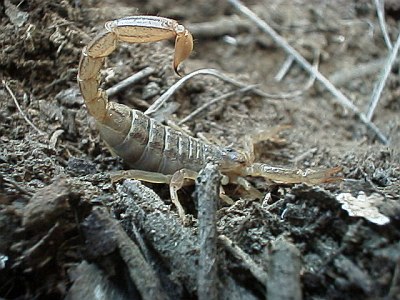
[98,109,242,175]
[78,16,341,220]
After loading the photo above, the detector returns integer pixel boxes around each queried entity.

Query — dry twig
[274,55,295,82]
[2,80,46,136]
[187,15,251,38]
[228,0,389,145]
[145,68,277,116]
[106,66,155,97]
[3,177,34,196]
[367,30,400,121]
[374,0,393,50]
[178,84,258,125]
[196,164,220,300]
[146,67,318,119]
[218,234,268,285]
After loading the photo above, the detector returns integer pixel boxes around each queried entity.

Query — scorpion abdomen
[107,110,221,174]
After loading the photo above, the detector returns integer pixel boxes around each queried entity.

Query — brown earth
[0,0,399,299]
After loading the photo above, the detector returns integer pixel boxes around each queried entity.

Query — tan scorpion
[77,15,342,220]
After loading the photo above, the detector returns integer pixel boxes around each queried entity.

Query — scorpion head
[218,147,248,172]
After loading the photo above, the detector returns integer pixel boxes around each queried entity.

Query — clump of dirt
[0,0,399,299]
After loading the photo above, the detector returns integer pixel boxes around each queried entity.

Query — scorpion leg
[110,169,173,185]
[110,168,198,221]
[235,176,264,199]
[170,170,237,217]
[111,168,235,221]
[169,169,198,221]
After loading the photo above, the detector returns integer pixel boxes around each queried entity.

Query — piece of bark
[266,237,303,300]
[114,179,259,300]
[115,181,198,294]
[80,207,167,300]
[196,163,220,300]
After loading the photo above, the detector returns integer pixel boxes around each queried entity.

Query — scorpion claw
[173,29,193,76]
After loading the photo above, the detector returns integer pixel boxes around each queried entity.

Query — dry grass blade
[144,68,277,116]
[106,66,155,97]
[178,84,258,125]
[146,65,318,118]
[228,0,389,145]
[2,80,46,137]
[367,30,400,121]
[374,0,393,50]
[187,15,251,38]
[275,55,295,81]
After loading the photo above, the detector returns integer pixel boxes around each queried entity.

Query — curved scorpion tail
[77,16,193,130]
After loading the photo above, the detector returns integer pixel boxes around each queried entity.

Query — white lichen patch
[336,192,390,225]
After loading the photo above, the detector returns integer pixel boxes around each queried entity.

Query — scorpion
[77,15,342,220]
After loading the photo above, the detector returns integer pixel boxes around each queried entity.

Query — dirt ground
[0,0,399,299]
